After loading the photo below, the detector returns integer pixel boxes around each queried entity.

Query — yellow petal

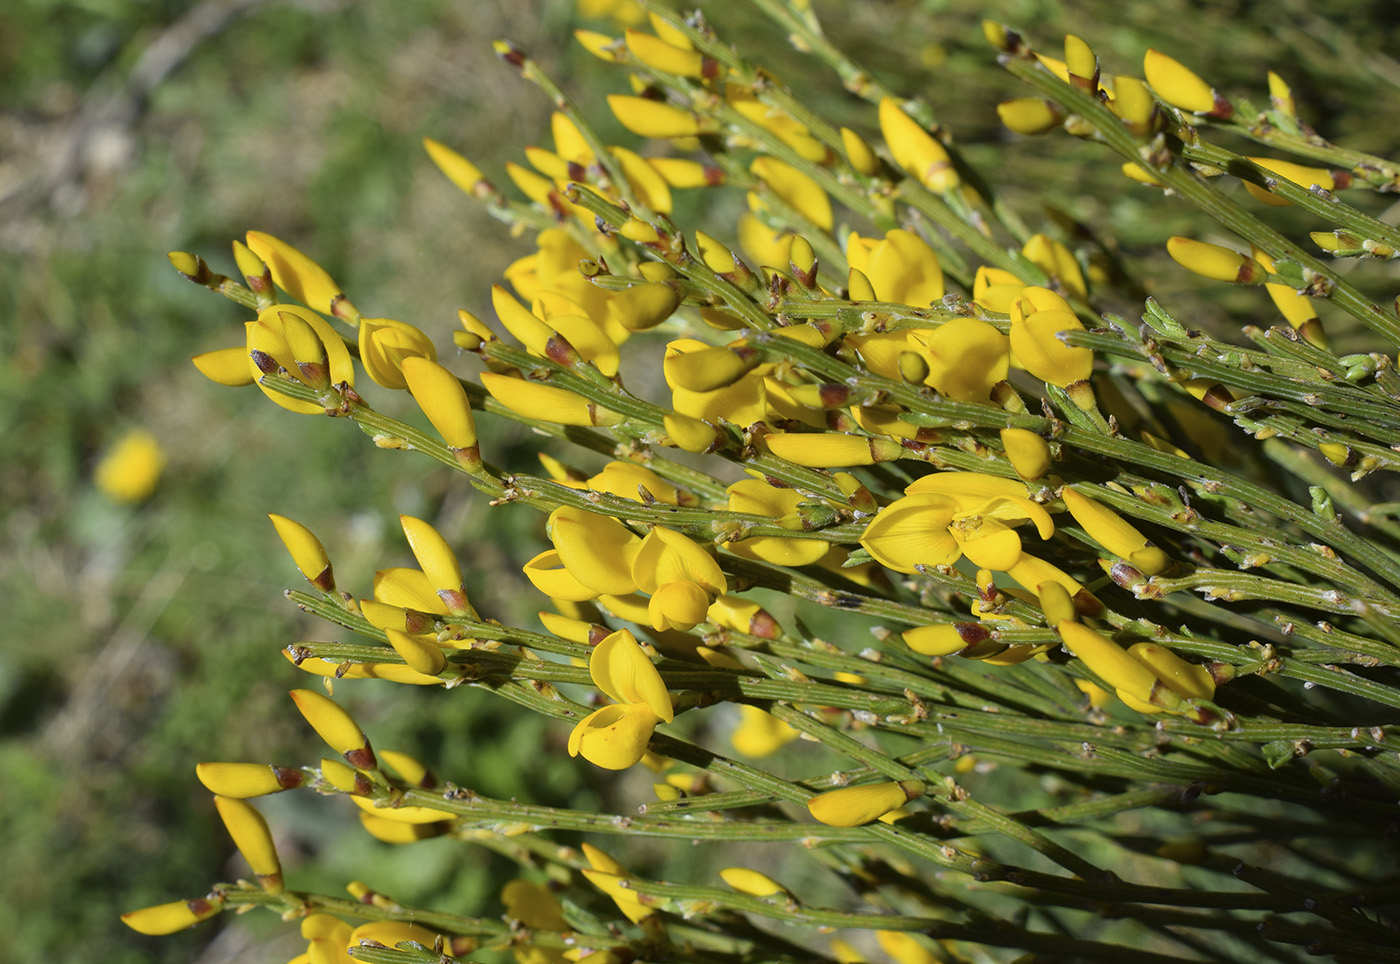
[1061,488,1167,574]
[590,629,673,720]
[121,898,222,935]
[196,762,303,798]
[879,98,957,192]
[608,94,701,138]
[358,318,436,390]
[840,126,881,176]
[1000,428,1052,480]
[750,156,832,231]
[1058,621,1169,707]
[245,231,352,318]
[719,867,786,896]
[289,688,375,769]
[213,796,283,892]
[1167,237,1262,283]
[192,346,256,386]
[808,781,917,827]
[569,702,662,769]
[1144,48,1226,116]
[424,137,490,198]
[1009,308,1093,387]
[548,506,643,596]
[481,372,625,426]
[730,705,799,757]
[859,494,960,573]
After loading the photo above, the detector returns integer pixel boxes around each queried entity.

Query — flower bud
[290,688,376,770]
[808,780,922,827]
[213,795,283,894]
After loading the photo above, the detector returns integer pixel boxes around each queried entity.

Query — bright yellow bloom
[631,526,728,631]
[269,513,334,592]
[723,478,829,567]
[245,230,356,319]
[808,780,920,827]
[997,97,1064,135]
[196,762,303,798]
[720,867,787,897]
[749,157,832,231]
[877,930,940,964]
[290,688,376,769]
[1144,48,1229,117]
[401,356,479,463]
[547,505,643,596]
[569,630,673,769]
[121,897,222,935]
[1021,234,1086,299]
[503,879,569,930]
[1059,621,1179,711]
[213,795,283,894]
[879,97,957,192]
[1008,287,1093,387]
[481,372,625,427]
[1167,237,1263,283]
[608,94,702,138]
[358,317,436,390]
[845,228,944,307]
[400,515,475,616]
[94,429,164,503]
[246,304,356,414]
[581,843,654,923]
[840,126,880,176]
[731,704,800,757]
[424,137,492,199]
[1061,487,1168,575]
[862,472,1053,574]
[1001,428,1052,481]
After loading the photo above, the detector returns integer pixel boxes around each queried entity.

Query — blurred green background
[2,1,1396,962]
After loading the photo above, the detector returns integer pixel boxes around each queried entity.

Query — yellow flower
[808,780,921,827]
[845,228,944,307]
[580,842,654,923]
[569,629,674,769]
[631,526,728,632]
[861,472,1053,574]
[245,230,358,319]
[731,704,800,757]
[1008,287,1093,387]
[1143,48,1230,118]
[879,97,957,192]
[95,429,164,503]
[213,796,283,894]
[358,317,437,390]
[719,866,787,897]
[246,304,356,414]
[1060,487,1168,575]
[121,897,222,935]
[502,879,569,931]
[724,478,829,567]
[547,506,643,597]
[195,762,304,798]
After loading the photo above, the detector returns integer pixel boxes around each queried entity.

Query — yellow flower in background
[731,704,800,757]
[569,629,674,769]
[95,429,165,503]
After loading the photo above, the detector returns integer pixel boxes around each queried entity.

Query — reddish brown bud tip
[344,746,377,770]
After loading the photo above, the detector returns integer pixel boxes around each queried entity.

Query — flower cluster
[129,5,1400,964]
